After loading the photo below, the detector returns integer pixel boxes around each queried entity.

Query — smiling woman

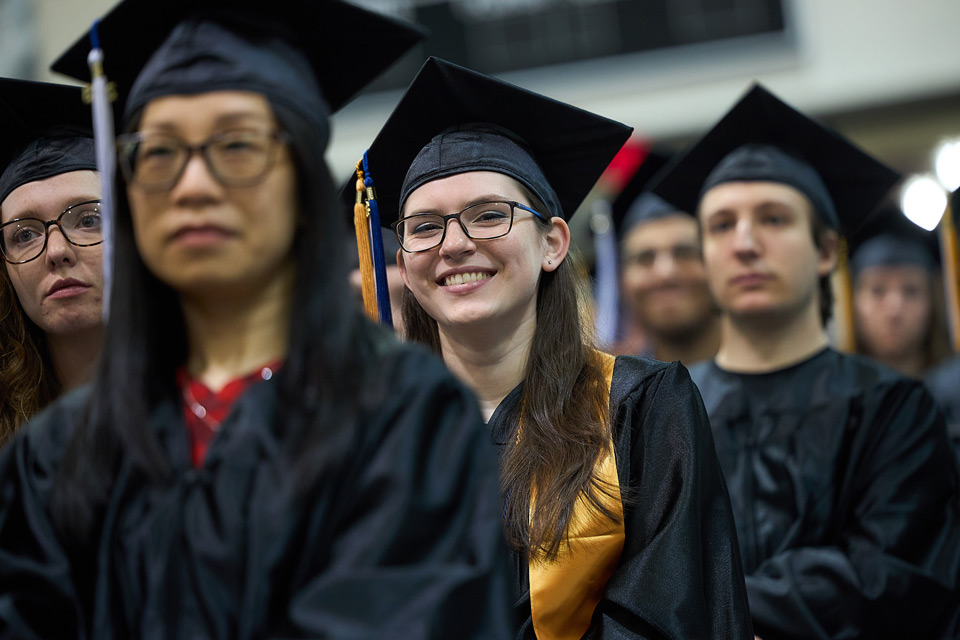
[358,57,753,639]
[0,79,103,445]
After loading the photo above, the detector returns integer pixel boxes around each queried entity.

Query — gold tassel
[832,236,856,353]
[939,198,960,353]
[353,163,379,322]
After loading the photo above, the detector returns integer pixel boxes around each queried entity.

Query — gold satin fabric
[528,352,626,640]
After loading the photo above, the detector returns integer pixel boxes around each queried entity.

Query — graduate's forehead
[403,171,529,214]
[698,181,815,220]
[137,91,276,132]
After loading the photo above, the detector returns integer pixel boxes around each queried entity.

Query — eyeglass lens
[0,201,102,263]
[398,201,518,251]
[121,129,279,190]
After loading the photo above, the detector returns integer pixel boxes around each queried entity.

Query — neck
[715,302,829,373]
[654,317,721,366]
[180,265,294,391]
[437,312,537,422]
[874,350,927,378]
[46,325,104,391]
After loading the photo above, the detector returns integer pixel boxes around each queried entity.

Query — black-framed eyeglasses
[0,200,103,265]
[393,200,547,253]
[116,128,290,192]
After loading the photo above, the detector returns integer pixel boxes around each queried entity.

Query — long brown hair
[0,265,59,445]
[402,214,615,560]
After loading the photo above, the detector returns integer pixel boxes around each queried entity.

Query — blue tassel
[362,151,394,329]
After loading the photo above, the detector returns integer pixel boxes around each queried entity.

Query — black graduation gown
[0,344,512,639]
[690,348,960,639]
[489,356,753,639]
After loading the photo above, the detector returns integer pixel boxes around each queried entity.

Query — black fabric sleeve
[271,350,513,639]
[0,392,87,640]
[591,359,753,639]
[747,380,960,640]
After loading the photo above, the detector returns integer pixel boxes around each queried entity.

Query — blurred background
[4,0,958,239]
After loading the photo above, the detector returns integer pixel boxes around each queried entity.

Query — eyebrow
[405,194,516,216]
[2,195,100,223]
[140,111,273,133]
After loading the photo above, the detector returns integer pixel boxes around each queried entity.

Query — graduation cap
[0,79,96,206]
[356,56,633,227]
[51,0,425,130]
[609,151,684,237]
[849,205,940,277]
[650,84,902,239]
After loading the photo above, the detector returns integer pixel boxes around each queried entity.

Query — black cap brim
[355,57,633,227]
[650,84,901,239]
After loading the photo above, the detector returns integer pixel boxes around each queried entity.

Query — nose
[731,219,759,259]
[169,151,222,204]
[44,225,76,266]
[438,217,476,259]
[652,251,677,277]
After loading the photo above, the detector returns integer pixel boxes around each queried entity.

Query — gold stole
[528,352,626,640]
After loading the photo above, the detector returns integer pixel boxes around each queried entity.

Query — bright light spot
[935,139,960,192]
[901,174,947,231]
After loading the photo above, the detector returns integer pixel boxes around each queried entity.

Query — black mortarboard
[850,206,940,276]
[356,57,633,227]
[650,84,901,238]
[0,79,96,206]
[609,151,686,236]
[51,0,424,134]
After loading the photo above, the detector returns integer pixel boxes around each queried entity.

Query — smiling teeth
[443,272,492,286]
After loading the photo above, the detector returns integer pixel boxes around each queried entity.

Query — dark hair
[51,99,385,542]
[401,205,614,560]
[0,266,59,444]
[808,208,835,327]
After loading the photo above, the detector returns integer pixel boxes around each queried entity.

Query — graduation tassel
[939,193,960,353]
[353,162,379,322]
[83,20,118,322]
[832,236,856,353]
[590,198,618,350]
[353,154,394,328]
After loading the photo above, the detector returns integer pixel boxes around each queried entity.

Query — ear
[542,217,571,272]
[817,229,839,278]
[396,247,411,289]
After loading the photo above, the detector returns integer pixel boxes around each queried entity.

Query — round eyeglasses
[393,200,547,253]
[116,128,289,192]
[0,200,103,264]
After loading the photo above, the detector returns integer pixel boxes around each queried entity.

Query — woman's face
[126,91,298,299]
[1,170,103,338]
[397,171,568,334]
[855,265,932,360]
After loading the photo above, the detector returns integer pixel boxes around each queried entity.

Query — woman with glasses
[0,79,104,446]
[359,57,752,639]
[0,2,509,638]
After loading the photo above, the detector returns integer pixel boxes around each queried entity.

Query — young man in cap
[653,84,960,639]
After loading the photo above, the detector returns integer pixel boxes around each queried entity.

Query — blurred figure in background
[0,79,103,446]
[614,155,720,364]
[851,210,951,378]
